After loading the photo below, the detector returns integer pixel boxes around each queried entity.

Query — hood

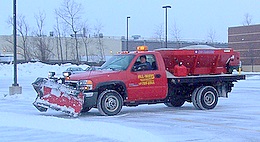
[68,70,122,81]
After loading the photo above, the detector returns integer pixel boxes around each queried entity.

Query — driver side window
[132,54,157,72]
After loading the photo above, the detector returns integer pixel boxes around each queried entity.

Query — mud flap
[32,77,84,117]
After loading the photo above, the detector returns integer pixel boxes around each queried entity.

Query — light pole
[162,5,171,48]
[126,16,130,51]
[9,0,22,95]
[13,0,18,86]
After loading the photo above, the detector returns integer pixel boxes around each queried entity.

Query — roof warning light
[137,46,148,51]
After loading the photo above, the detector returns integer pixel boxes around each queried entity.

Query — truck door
[126,54,168,101]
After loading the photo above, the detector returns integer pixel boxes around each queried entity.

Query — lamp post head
[162,5,171,9]
[127,16,130,19]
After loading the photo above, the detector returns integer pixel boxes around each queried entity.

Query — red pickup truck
[32,45,245,116]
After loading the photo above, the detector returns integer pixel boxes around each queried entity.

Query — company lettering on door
[138,74,155,86]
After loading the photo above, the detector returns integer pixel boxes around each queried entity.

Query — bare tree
[2,36,14,53]
[81,23,91,62]
[207,28,216,44]
[154,23,164,40]
[32,11,53,61]
[243,13,252,26]
[55,0,84,63]
[17,15,31,61]
[58,23,71,61]
[54,16,64,61]
[171,22,181,48]
[154,23,163,47]
[154,23,164,48]
[94,21,105,61]
[6,15,31,61]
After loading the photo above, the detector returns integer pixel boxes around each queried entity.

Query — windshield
[101,54,135,71]
[66,67,84,71]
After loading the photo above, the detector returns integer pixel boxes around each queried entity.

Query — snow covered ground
[0,62,260,142]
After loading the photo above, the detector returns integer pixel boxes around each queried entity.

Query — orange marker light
[86,80,93,85]
[137,46,148,51]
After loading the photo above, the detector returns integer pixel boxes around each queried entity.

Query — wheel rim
[203,91,215,106]
[104,96,119,112]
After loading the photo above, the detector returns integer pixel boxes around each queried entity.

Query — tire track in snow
[172,117,260,133]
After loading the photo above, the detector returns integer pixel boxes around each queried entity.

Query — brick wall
[228,24,260,71]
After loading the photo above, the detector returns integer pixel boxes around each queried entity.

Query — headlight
[48,72,55,78]
[63,72,71,77]
[78,80,93,90]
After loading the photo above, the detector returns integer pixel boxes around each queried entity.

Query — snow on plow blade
[32,77,84,117]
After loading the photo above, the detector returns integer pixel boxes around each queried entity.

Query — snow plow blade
[32,77,84,117]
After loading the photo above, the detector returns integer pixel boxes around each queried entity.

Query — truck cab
[64,46,168,115]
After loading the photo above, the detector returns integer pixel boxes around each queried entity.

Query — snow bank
[0,62,89,78]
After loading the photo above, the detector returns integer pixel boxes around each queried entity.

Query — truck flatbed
[167,71,245,84]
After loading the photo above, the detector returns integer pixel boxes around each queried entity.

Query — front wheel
[97,90,123,116]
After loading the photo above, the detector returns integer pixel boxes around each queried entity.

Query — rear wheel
[196,86,218,110]
[97,90,123,116]
[191,87,202,110]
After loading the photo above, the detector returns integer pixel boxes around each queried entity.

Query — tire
[196,86,218,110]
[165,85,185,107]
[191,87,203,110]
[80,107,92,113]
[164,96,185,107]
[97,90,123,116]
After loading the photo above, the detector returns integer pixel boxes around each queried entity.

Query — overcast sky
[1,0,260,42]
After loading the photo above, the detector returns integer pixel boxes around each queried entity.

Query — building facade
[228,24,260,72]
[0,35,121,63]
[1,35,229,66]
